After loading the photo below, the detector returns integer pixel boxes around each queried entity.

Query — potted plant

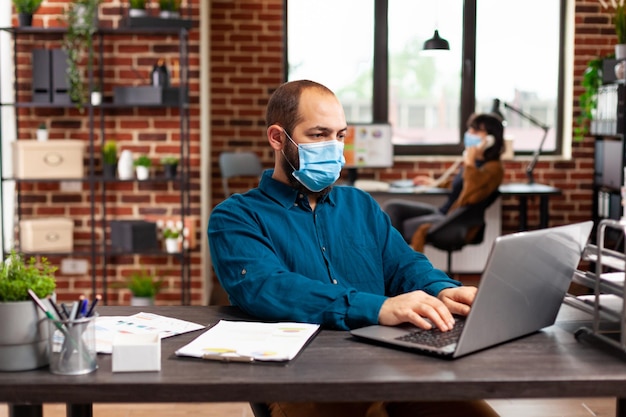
[133,154,152,180]
[0,250,57,371]
[162,227,180,253]
[129,0,148,17]
[158,0,181,18]
[12,0,43,27]
[160,155,179,179]
[63,0,102,111]
[102,140,118,178]
[36,122,48,142]
[123,269,164,306]
[574,57,604,142]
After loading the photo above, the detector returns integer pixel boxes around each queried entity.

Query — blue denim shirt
[208,170,460,330]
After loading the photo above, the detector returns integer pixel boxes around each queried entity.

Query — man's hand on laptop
[437,286,477,317]
[378,291,457,332]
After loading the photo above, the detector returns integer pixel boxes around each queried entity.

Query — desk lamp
[491,99,550,184]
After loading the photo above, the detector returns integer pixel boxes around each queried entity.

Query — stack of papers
[96,312,205,354]
[175,320,320,362]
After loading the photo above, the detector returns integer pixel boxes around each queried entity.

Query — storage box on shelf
[12,140,85,179]
[19,217,74,252]
[565,219,626,351]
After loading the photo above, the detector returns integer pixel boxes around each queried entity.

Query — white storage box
[12,140,84,179]
[112,333,161,372]
[19,217,74,252]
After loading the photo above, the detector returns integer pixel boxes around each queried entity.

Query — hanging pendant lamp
[423,29,450,51]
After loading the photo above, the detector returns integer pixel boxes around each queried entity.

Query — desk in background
[4,305,626,417]
[365,182,562,232]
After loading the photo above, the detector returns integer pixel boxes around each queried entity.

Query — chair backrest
[425,190,501,252]
[219,151,263,197]
[249,402,272,417]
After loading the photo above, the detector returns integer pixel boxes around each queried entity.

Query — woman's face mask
[463,132,483,148]
[282,130,345,192]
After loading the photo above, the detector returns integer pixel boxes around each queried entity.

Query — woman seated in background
[383,113,505,252]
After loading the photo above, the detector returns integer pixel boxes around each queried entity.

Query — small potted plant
[129,0,148,17]
[123,269,164,306]
[160,155,179,179]
[12,0,43,27]
[102,140,118,178]
[158,0,180,18]
[0,250,57,371]
[162,227,180,253]
[36,122,48,142]
[133,154,152,180]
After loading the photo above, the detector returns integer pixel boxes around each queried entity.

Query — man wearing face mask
[383,113,505,252]
[208,80,499,417]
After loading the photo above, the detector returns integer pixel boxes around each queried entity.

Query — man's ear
[267,125,284,151]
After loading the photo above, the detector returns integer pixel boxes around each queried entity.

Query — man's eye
[337,133,346,142]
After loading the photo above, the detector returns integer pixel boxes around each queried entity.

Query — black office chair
[250,402,272,417]
[423,191,500,274]
[384,191,500,275]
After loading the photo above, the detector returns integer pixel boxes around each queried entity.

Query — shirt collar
[259,170,336,208]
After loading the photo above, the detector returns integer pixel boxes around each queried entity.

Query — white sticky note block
[112,333,161,372]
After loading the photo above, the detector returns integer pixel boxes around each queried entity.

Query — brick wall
[206,0,611,302]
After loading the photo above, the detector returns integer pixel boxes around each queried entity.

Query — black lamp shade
[423,30,450,51]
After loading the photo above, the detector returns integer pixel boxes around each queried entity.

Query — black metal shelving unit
[0,24,192,304]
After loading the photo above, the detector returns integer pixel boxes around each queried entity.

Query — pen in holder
[47,315,98,375]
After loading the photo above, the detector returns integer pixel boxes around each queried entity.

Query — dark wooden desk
[3,305,626,417]
[498,183,562,231]
[370,182,562,231]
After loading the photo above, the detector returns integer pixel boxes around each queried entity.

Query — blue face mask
[283,131,345,192]
[463,132,482,148]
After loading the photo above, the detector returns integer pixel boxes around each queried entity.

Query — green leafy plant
[124,269,164,298]
[38,122,46,130]
[12,0,43,14]
[130,0,147,9]
[0,250,56,302]
[63,0,102,111]
[160,155,179,165]
[102,140,117,165]
[159,0,180,11]
[574,57,604,142]
[162,227,180,239]
[133,154,152,167]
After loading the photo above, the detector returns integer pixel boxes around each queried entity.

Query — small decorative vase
[616,61,626,81]
[159,10,180,19]
[136,166,149,180]
[117,150,134,180]
[91,91,102,106]
[165,238,179,253]
[36,128,48,142]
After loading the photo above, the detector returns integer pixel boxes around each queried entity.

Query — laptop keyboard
[395,317,466,348]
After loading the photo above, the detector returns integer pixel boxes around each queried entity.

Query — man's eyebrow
[306,126,348,133]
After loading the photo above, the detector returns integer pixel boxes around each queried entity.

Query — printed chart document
[96,312,205,354]
[175,320,320,362]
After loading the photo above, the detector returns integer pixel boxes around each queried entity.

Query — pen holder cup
[47,315,98,375]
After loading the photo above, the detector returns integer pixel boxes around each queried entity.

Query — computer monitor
[344,123,394,169]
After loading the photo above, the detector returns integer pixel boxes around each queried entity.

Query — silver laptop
[351,221,594,359]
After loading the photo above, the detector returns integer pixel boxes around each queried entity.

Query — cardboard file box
[12,140,84,179]
[20,217,74,252]
[110,220,158,252]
